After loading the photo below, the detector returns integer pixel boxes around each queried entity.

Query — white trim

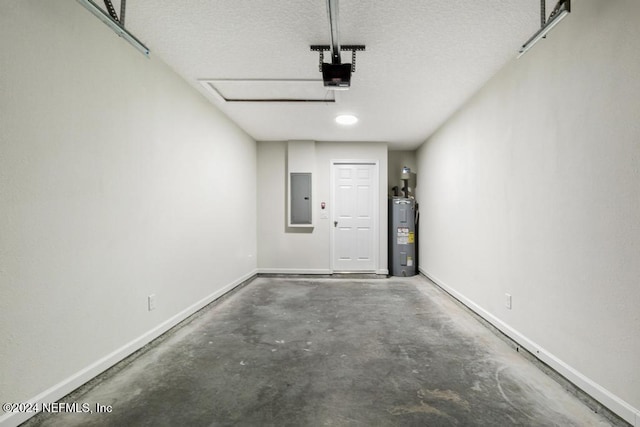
[257,269,389,276]
[330,160,380,273]
[420,267,639,426]
[0,269,257,427]
[257,268,332,275]
[197,79,336,103]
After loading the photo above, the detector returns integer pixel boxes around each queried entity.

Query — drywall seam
[419,267,639,426]
[0,269,258,427]
[257,268,332,275]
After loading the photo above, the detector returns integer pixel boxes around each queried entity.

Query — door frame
[330,160,380,273]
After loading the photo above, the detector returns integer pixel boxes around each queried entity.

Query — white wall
[0,2,256,424]
[258,141,388,274]
[416,0,640,423]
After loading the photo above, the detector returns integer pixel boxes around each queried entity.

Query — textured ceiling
[115,1,540,149]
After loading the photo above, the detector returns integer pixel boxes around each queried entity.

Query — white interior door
[332,162,377,272]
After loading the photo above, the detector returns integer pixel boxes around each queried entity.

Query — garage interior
[1,1,639,426]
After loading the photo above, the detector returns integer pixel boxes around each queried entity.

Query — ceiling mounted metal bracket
[101,0,127,26]
[77,0,149,57]
[518,0,571,58]
[103,0,119,22]
[310,45,366,72]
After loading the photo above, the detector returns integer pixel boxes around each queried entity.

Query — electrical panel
[290,173,312,225]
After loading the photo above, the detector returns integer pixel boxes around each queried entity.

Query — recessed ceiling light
[335,114,358,125]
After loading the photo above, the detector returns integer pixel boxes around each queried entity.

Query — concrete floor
[26,275,618,426]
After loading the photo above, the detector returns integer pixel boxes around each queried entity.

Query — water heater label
[397,227,409,244]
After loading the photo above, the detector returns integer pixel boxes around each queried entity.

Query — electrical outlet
[148,294,156,311]
[505,293,512,310]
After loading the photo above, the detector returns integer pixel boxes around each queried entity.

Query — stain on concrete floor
[25,276,615,426]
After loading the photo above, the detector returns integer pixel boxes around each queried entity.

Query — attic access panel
[199,79,336,103]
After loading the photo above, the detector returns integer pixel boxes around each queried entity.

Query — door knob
[334,221,338,227]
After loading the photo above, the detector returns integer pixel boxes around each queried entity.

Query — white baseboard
[257,268,333,275]
[420,267,639,426]
[0,269,257,427]
[257,268,389,276]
